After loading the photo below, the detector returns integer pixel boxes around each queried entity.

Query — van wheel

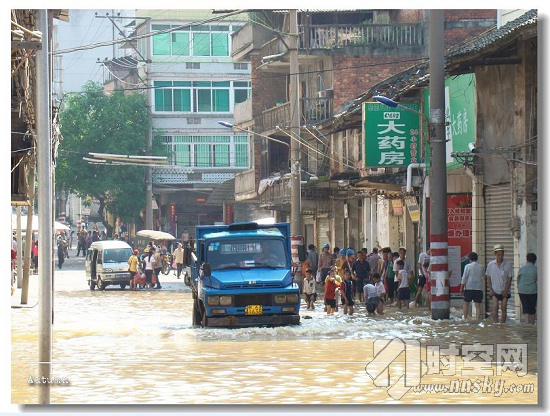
[98,277,107,290]
[120,283,127,289]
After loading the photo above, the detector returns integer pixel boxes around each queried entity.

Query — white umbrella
[11,214,70,232]
[136,229,176,240]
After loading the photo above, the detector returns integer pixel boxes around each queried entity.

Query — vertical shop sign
[169,203,177,236]
[363,102,421,168]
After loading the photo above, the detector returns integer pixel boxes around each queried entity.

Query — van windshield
[103,248,133,263]
[206,238,288,270]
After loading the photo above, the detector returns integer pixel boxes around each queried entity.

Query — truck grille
[234,294,272,307]
[223,282,282,289]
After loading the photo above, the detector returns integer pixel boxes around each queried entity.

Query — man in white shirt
[461,252,484,320]
[414,248,430,307]
[486,244,514,323]
[393,247,414,280]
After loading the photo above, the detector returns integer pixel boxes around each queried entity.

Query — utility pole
[428,10,450,320]
[145,129,153,229]
[289,10,302,237]
[36,9,53,404]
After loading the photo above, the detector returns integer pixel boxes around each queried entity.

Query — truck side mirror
[202,263,211,277]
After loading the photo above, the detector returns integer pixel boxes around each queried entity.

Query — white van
[85,240,133,290]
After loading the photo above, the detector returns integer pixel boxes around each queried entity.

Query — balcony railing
[300,23,425,50]
[259,175,291,209]
[302,97,333,124]
[258,97,333,132]
[259,102,290,132]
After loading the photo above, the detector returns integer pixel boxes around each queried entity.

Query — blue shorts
[366,297,380,312]
[464,289,483,303]
[397,287,410,301]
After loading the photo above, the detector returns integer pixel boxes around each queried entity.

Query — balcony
[259,175,291,209]
[302,97,333,124]
[234,168,257,202]
[258,97,334,132]
[231,24,273,62]
[300,23,425,50]
[234,98,252,126]
[259,102,290,133]
[257,23,425,64]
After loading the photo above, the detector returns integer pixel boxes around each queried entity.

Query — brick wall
[395,9,423,23]
[332,55,419,111]
[444,9,496,21]
[250,55,287,119]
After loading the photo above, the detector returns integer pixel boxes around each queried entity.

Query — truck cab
[190,222,300,327]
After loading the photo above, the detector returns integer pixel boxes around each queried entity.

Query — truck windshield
[207,239,287,270]
[103,248,133,263]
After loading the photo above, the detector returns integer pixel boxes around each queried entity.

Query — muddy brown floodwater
[11,269,538,405]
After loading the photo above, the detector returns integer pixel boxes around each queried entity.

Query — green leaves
[57,82,151,225]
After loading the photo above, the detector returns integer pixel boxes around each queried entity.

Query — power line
[52,10,246,56]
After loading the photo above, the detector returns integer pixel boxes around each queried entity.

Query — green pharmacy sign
[362,102,421,168]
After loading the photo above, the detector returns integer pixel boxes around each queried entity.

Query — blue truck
[189,221,301,327]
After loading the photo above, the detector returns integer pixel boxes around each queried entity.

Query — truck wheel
[98,277,107,291]
[200,303,208,327]
[192,298,202,326]
[120,283,127,289]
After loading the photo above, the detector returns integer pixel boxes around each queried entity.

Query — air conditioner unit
[317,90,326,98]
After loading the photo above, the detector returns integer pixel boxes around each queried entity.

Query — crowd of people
[300,242,538,324]
[127,238,195,291]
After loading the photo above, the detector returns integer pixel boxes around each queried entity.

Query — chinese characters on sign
[363,102,421,168]
[169,203,177,236]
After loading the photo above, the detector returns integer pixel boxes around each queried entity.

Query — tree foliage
[57,82,150,232]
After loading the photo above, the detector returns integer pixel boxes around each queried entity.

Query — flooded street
[12,258,538,405]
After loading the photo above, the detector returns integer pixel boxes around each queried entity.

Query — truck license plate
[245,305,262,315]
[115,273,127,278]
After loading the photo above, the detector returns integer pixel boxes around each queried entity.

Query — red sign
[169,203,177,235]
[195,197,207,203]
[446,194,472,256]
[427,194,472,294]
[224,204,234,224]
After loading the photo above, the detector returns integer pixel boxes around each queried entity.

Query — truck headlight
[219,295,232,306]
[104,268,113,273]
[207,296,220,306]
[286,293,299,304]
[274,294,287,304]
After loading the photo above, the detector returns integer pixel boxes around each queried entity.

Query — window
[151,23,235,58]
[234,81,251,104]
[193,33,211,56]
[172,32,190,55]
[152,25,171,55]
[153,81,250,113]
[235,135,249,167]
[160,134,248,169]
[154,81,172,111]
